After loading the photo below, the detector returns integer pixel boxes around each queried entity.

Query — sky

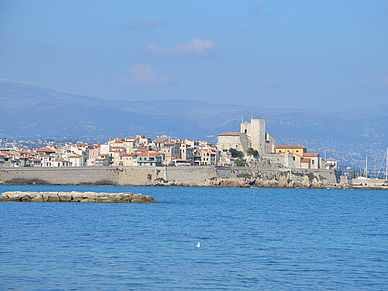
[1,0,388,112]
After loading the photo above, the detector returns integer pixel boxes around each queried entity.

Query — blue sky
[1,0,387,111]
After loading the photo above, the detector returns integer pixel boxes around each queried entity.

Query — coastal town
[0,118,337,171]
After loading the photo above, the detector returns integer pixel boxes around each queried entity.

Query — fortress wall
[0,166,338,186]
[118,167,166,186]
[0,167,118,185]
[260,154,293,168]
[165,166,217,185]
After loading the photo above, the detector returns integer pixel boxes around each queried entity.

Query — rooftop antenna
[251,111,253,120]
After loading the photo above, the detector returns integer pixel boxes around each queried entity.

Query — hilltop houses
[0,117,333,170]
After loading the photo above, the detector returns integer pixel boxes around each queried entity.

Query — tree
[247,148,259,157]
[229,148,244,158]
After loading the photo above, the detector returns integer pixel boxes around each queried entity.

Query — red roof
[36,148,56,153]
[69,154,83,158]
[121,153,136,157]
[137,152,161,157]
[276,145,307,149]
[301,158,311,163]
[304,153,319,157]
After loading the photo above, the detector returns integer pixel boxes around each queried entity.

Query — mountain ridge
[1,79,387,167]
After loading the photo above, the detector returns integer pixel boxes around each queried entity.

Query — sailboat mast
[385,147,388,179]
[365,156,368,178]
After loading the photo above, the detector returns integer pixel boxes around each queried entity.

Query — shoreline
[0,166,386,190]
[0,181,386,191]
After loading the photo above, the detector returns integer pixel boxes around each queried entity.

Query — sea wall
[0,166,338,187]
[0,167,118,185]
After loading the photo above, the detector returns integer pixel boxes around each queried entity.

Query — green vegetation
[229,148,244,158]
[235,159,246,167]
[307,173,316,183]
[237,173,252,179]
[247,148,259,157]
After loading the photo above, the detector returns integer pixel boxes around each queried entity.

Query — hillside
[1,79,387,168]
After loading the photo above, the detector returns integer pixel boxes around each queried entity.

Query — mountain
[1,79,388,168]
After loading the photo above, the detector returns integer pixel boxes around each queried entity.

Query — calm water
[0,185,387,290]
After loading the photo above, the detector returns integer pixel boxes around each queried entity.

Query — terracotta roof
[69,154,83,158]
[218,132,243,136]
[301,158,311,163]
[154,136,169,143]
[121,153,136,157]
[137,152,161,157]
[276,145,307,149]
[304,153,319,157]
[36,148,56,153]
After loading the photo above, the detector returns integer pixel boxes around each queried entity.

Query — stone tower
[240,119,266,155]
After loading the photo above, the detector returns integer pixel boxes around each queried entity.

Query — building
[95,154,110,167]
[217,132,249,153]
[303,153,322,169]
[276,145,307,156]
[87,146,102,166]
[276,146,326,169]
[326,158,338,169]
[137,152,163,166]
[160,142,181,165]
[67,154,86,167]
[154,136,170,148]
[265,133,276,154]
[121,153,138,167]
[198,150,217,165]
[240,119,266,155]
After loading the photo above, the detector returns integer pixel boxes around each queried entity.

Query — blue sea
[0,185,387,290]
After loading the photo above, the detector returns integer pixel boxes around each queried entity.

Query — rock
[302,176,311,188]
[0,191,158,203]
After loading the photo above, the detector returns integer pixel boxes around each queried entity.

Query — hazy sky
[1,1,387,111]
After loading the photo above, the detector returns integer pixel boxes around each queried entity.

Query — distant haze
[1,79,387,168]
[0,1,387,111]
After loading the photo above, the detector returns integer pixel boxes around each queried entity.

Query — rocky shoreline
[0,191,158,203]
[154,177,388,190]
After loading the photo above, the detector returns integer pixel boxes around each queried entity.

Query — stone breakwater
[0,191,158,203]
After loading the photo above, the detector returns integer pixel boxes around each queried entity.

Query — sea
[0,185,387,290]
